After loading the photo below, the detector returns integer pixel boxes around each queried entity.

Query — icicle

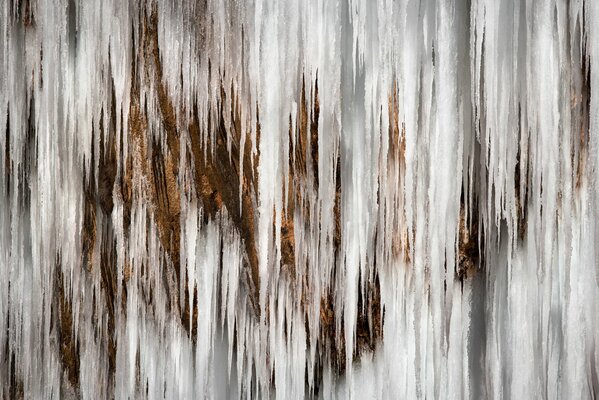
[1,0,598,398]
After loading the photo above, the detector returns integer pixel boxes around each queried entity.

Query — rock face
[1,1,599,399]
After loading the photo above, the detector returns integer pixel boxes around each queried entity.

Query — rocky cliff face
[1,0,598,399]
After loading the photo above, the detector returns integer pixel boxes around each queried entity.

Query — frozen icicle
[1,0,599,399]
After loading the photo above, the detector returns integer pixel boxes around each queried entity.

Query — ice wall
[1,0,598,398]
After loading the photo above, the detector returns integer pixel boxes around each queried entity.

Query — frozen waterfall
[1,0,598,398]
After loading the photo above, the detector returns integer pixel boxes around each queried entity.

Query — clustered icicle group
[0,0,598,399]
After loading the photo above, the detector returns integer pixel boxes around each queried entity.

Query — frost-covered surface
[1,0,599,398]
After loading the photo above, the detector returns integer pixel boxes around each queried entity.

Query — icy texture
[1,0,598,398]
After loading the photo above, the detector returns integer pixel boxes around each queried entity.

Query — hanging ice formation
[1,0,599,398]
